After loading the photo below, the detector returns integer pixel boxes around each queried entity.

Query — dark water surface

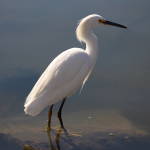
[1,131,150,150]
[1,0,150,149]
[0,110,149,149]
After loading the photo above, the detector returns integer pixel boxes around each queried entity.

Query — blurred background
[0,0,150,141]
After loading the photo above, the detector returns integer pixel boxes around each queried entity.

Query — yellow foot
[53,127,82,137]
[43,125,62,132]
[52,126,62,131]
[42,125,52,132]
[43,126,82,137]
[46,126,51,132]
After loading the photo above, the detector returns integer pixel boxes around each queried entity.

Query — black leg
[48,104,54,130]
[57,98,66,129]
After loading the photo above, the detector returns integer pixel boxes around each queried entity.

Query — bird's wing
[24,48,91,116]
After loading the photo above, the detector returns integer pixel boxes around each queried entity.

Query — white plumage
[24,48,91,116]
[24,14,126,117]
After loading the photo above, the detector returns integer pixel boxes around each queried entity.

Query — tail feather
[24,96,51,116]
[24,103,41,116]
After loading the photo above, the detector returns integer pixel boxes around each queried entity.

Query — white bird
[24,14,127,130]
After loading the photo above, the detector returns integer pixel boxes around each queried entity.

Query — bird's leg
[57,98,66,130]
[47,104,54,131]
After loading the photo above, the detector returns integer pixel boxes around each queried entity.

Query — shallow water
[1,0,150,149]
[0,109,146,140]
[1,109,149,150]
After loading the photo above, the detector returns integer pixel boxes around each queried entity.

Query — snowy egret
[24,14,127,130]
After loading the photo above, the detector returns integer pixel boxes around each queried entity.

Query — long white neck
[76,19,99,67]
[85,33,98,66]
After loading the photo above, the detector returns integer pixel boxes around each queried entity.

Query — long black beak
[99,19,127,29]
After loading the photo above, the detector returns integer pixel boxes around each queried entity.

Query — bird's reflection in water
[47,127,79,150]
[23,128,63,150]
[24,127,79,150]
[47,128,62,150]
[23,144,37,150]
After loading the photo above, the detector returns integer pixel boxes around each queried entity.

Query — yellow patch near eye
[99,19,106,24]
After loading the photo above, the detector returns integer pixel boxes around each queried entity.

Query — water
[0,0,150,149]
[0,109,149,149]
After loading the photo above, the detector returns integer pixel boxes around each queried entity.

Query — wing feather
[24,48,91,116]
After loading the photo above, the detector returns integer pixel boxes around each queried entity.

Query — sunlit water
[1,0,150,149]
[1,109,150,150]
[0,109,146,140]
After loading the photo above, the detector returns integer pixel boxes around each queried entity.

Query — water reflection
[47,127,79,150]
[47,128,62,150]
[22,127,150,150]
[24,127,78,150]
[24,145,36,150]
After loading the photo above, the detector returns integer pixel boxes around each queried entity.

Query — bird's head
[79,14,127,29]
[76,14,127,42]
